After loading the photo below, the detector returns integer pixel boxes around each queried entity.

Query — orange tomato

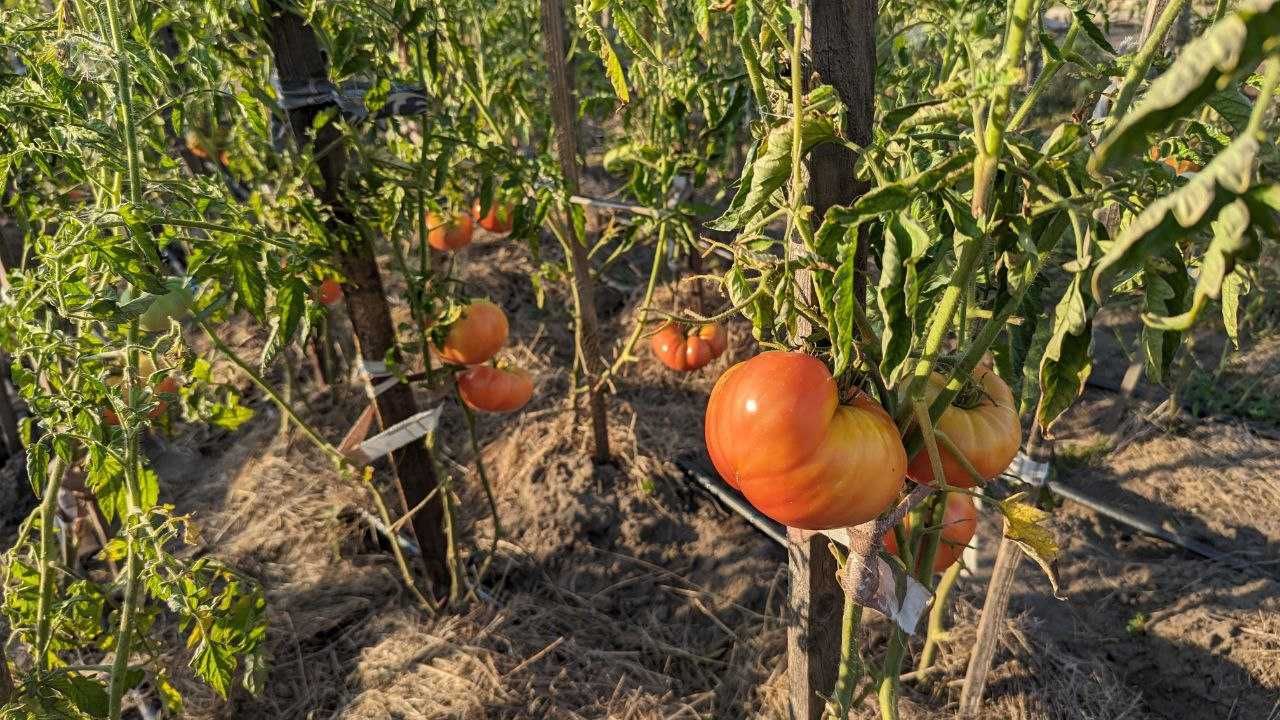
[316,278,343,306]
[438,300,509,365]
[906,366,1020,488]
[427,212,475,251]
[883,492,978,572]
[650,323,729,372]
[471,199,514,234]
[457,365,534,413]
[704,351,907,529]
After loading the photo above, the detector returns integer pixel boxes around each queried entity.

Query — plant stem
[825,594,864,719]
[1009,20,1081,131]
[103,0,142,206]
[917,561,962,674]
[893,236,985,428]
[198,319,344,467]
[108,354,144,720]
[1107,0,1190,126]
[34,457,68,671]
[595,225,667,391]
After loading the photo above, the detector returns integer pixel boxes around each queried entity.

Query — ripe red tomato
[439,300,509,365]
[651,323,729,372]
[316,278,343,306]
[907,366,1020,488]
[427,212,475,251]
[704,351,907,529]
[149,376,180,419]
[457,365,533,413]
[883,493,978,573]
[472,199,514,234]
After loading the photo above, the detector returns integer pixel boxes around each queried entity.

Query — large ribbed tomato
[704,352,907,529]
[651,323,728,372]
[907,366,1020,488]
[457,365,533,413]
[427,212,475,251]
[883,493,978,572]
[439,300,508,365]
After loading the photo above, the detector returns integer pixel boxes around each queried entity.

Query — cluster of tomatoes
[703,351,1021,573]
[428,198,533,414]
[427,199,515,252]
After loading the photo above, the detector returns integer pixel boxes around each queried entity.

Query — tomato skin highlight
[883,493,978,572]
[651,323,729,372]
[472,199,514,234]
[704,351,907,529]
[316,278,343,306]
[427,212,475,251]
[457,365,533,413]
[907,366,1020,488]
[439,300,509,365]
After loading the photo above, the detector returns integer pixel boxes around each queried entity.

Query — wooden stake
[539,0,611,463]
[264,5,448,588]
[957,426,1049,715]
[787,2,877,718]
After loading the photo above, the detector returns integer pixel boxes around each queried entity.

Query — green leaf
[1220,269,1245,347]
[612,9,659,65]
[829,237,859,376]
[192,639,236,699]
[1143,199,1259,331]
[47,672,110,718]
[364,77,391,114]
[1092,132,1259,301]
[597,29,630,103]
[711,116,838,230]
[260,278,307,373]
[232,252,267,321]
[1073,7,1116,54]
[1038,273,1094,429]
[693,0,710,40]
[881,99,945,133]
[1090,0,1280,173]
[1207,86,1254,134]
[878,212,930,380]
[812,150,973,254]
[1140,251,1190,384]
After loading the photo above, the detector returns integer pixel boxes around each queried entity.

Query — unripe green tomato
[140,285,193,332]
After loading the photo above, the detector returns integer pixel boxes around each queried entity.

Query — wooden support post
[958,426,1049,715]
[263,6,448,588]
[787,3,877,718]
[539,0,611,463]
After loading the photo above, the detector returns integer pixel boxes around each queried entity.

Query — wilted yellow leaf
[999,492,1064,599]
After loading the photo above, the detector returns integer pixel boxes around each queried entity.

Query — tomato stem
[917,560,962,674]
[596,225,667,391]
[33,456,68,672]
